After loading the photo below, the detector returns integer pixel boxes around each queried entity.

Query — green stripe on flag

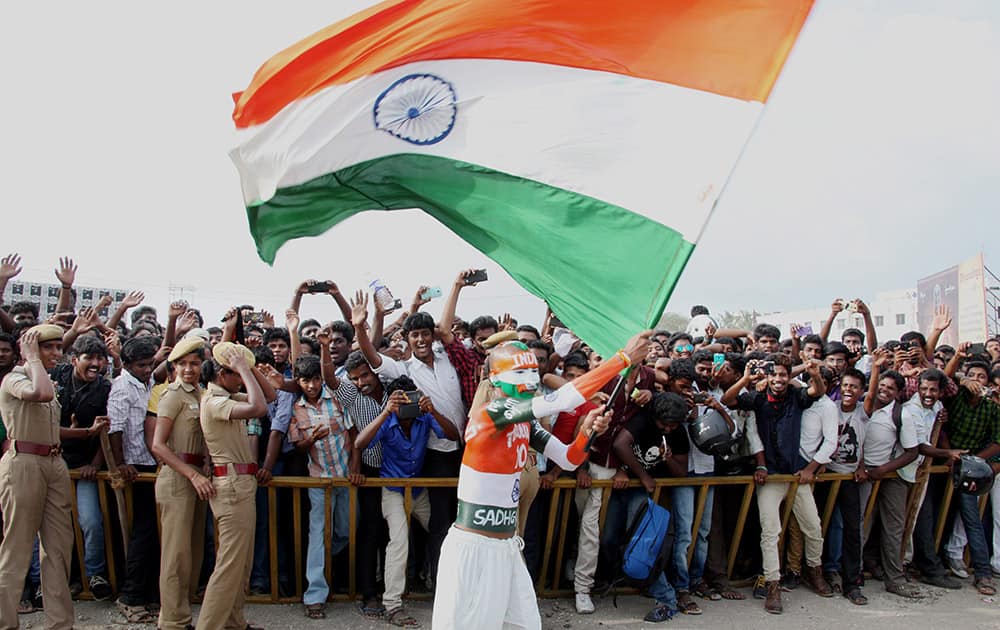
[248,154,694,357]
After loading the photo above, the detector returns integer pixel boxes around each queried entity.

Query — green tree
[718,309,756,331]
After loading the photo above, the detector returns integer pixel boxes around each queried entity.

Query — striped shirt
[108,369,155,466]
[289,385,354,478]
[334,377,387,469]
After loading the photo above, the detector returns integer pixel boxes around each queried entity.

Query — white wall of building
[758,289,919,343]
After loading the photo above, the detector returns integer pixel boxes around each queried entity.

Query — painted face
[490,344,540,398]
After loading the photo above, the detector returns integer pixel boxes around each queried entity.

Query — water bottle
[369,278,396,311]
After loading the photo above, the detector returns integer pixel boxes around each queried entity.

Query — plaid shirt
[107,369,155,466]
[289,385,354,478]
[944,386,1000,452]
[443,340,484,412]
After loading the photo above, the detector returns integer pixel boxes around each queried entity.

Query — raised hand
[260,310,275,329]
[622,330,653,366]
[350,290,369,328]
[412,285,431,311]
[104,331,121,358]
[0,254,22,281]
[177,310,199,336]
[120,291,145,309]
[19,330,40,361]
[498,313,515,332]
[830,299,845,314]
[931,304,952,332]
[168,300,189,319]
[285,308,300,333]
[55,257,77,287]
[71,307,100,333]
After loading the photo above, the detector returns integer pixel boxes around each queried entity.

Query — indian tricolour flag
[231,0,812,357]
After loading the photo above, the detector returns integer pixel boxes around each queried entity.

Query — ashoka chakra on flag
[229,0,813,357]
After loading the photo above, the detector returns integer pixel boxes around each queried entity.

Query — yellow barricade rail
[64,466,964,603]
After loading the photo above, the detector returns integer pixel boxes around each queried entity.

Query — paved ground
[19,580,1000,629]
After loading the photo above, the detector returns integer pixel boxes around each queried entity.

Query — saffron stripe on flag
[233,0,812,128]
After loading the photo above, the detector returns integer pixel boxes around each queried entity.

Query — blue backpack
[603,495,672,605]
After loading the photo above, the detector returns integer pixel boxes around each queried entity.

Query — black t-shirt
[622,410,689,477]
[50,363,111,469]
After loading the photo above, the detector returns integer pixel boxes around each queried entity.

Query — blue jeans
[669,480,713,592]
[605,488,677,610]
[250,460,286,591]
[957,492,992,578]
[76,480,106,578]
[303,486,350,605]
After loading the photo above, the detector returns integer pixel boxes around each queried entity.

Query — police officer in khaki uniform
[197,342,274,630]
[0,325,75,630]
[151,337,211,630]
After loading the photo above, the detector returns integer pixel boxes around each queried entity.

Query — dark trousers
[120,465,160,605]
[357,463,386,600]
[421,449,460,581]
[815,479,863,588]
[913,474,948,578]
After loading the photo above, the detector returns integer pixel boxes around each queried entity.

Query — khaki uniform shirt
[200,383,252,466]
[157,381,205,457]
[0,366,61,445]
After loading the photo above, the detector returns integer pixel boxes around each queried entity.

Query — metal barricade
[65,465,963,602]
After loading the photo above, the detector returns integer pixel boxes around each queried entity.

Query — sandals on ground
[975,577,997,596]
[386,607,420,627]
[692,580,723,601]
[360,599,386,619]
[845,588,868,605]
[304,603,326,619]
[677,592,702,615]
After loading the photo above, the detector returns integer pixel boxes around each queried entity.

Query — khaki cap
[212,341,255,369]
[168,336,206,362]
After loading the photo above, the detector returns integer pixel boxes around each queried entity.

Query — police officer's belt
[212,463,258,477]
[11,440,62,457]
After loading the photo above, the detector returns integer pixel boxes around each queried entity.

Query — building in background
[2,281,131,319]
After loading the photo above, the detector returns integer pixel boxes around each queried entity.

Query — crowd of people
[1,254,1000,628]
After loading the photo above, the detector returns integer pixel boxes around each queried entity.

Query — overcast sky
[1,0,997,328]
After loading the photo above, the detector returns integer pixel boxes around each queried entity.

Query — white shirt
[864,401,919,467]
[799,395,839,464]
[898,394,943,483]
[374,347,465,453]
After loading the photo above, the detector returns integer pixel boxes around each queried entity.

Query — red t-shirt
[553,400,598,444]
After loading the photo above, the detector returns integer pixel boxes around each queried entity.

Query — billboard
[917,253,988,346]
